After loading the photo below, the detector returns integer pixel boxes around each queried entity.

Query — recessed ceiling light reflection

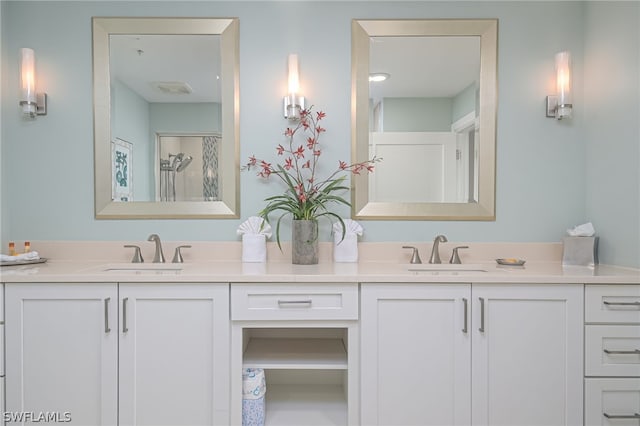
[369,73,390,82]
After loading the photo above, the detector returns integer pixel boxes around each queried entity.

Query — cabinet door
[5,283,118,426]
[471,284,583,426]
[118,283,229,426]
[361,283,471,426]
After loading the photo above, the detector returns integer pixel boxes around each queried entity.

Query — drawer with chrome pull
[586,325,640,377]
[586,285,640,324]
[585,378,640,426]
[231,283,358,321]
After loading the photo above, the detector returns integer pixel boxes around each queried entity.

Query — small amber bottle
[8,241,16,256]
[24,241,31,253]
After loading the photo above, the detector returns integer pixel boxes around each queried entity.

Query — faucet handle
[449,246,469,264]
[402,246,422,264]
[124,245,144,263]
[172,245,192,263]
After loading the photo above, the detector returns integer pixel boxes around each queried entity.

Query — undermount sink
[100,263,183,274]
[407,264,487,273]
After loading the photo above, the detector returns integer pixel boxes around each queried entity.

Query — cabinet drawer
[586,325,640,377]
[585,379,640,426]
[586,285,640,323]
[231,283,358,320]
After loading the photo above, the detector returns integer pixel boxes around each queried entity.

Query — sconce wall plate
[546,95,558,118]
[283,95,306,120]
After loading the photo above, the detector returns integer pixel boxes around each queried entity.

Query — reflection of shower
[160,152,193,201]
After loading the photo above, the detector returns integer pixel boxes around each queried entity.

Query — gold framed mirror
[352,19,498,220]
[93,17,239,219]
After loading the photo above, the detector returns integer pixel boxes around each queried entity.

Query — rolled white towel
[0,251,40,262]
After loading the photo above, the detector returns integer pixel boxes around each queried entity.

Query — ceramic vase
[292,219,319,265]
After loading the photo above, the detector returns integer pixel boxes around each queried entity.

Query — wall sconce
[546,51,572,120]
[283,54,305,120]
[20,48,47,118]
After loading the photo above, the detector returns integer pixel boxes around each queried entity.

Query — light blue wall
[1,1,636,267]
[112,79,152,200]
[452,82,477,123]
[584,2,640,267]
[383,97,453,131]
[149,103,221,135]
[0,2,5,245]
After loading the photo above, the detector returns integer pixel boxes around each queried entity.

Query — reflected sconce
[546,51,572,120]
[283,54,305,120]
[20,48,47,118]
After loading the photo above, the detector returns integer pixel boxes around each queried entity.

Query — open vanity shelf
[243,337,347,370]
[241,329,350,426]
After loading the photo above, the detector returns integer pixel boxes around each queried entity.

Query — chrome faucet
[429,235,448,264]
[147,234,166,263]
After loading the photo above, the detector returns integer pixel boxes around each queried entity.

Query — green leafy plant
[244,107,379,248]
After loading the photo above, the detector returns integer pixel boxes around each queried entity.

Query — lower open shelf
[264,384,347,426]
[240,328,350,426]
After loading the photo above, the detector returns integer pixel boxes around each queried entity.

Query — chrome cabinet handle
[123,297,129,333]
[462,298,468,334]
[479,297,485,333]
[603,412,640,419]
[104,298,111,333]
[603,300,640,306]
[277,300,312,307]
[604,349,640,355]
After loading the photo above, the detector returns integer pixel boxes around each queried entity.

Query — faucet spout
[147,234,166,263]
[429,235,448,264]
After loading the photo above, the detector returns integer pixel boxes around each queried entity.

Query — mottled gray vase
[292,220,319,265]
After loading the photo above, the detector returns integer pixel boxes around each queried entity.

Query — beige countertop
[1,241,638,284]
[1,259,638,284]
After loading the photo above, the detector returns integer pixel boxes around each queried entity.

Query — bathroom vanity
[1,243,638,426]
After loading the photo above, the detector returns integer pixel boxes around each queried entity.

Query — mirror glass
[93,18,239,218]
[352,19,497,220]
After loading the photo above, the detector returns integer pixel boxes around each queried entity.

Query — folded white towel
[1,251,40,262]
[567,222,595,237]
[242,234,267,263]
[237,216,272,238]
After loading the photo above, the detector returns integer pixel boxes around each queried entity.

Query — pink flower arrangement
[244,107,379,245]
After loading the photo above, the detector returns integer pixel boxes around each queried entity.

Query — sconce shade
[555,51,572,119]
[19,47,47,118]
[288,54,300,95]
[284,53,305,120]
[20,48,37,116]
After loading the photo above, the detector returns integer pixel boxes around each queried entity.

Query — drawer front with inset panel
[231,283,358,320]
[586,325,640,377]
[586,285,640,324]
[585,285,640,426]
[585,378,640,426]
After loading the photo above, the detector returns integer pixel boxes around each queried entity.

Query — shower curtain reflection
[157,134,220,202]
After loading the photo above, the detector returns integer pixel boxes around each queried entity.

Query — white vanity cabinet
[5,283,118,425]
[230,283,359,426]
[471,284,583,426]
[5,282,229,426]
[584,285,640,426]
[0,283,6,426]
[361,283,583,426]
[360,283,471,426]
[118,283,230,426]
